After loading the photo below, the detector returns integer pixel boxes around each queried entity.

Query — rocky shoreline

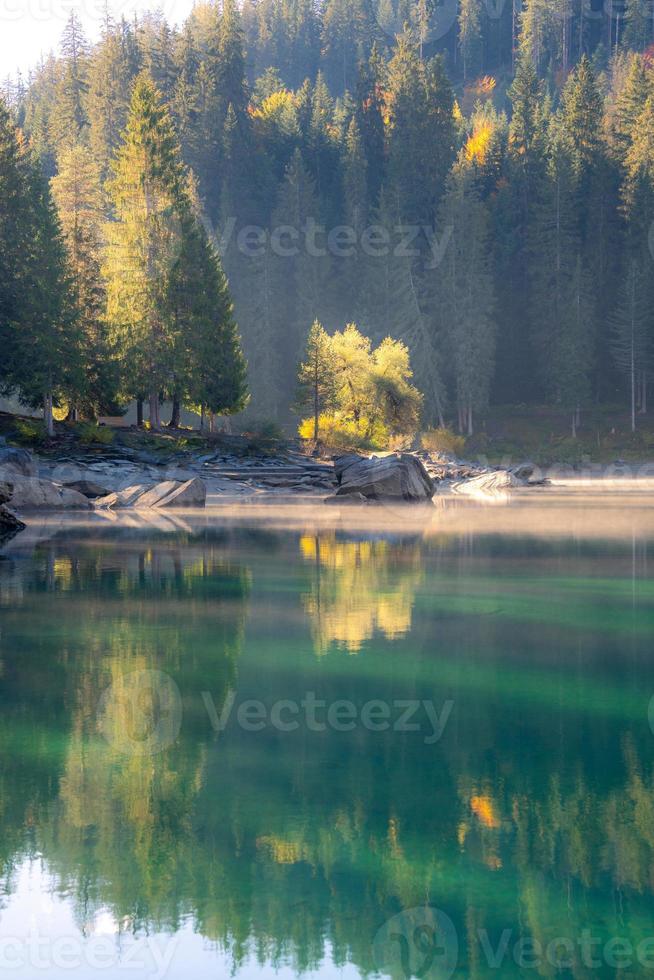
[0,440,545,540]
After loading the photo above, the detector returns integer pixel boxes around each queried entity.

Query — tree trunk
[631,354,636,433]
[136,399,144,428]
[43,392,54,438]
[168,394,180,429]
[314,386,319,442]
[571,411,577,439]
[149,392,160,431]
[467,403,473,437]
[209,412,215,434]
[200,405,206,433]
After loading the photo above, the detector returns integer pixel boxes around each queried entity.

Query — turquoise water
[1,502,654,978]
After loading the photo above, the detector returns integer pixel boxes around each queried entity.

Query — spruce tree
[51,144,117,417]
[103,73,189,429]
[610,259,650,430]
[435,163,496,436]
[386,35,456,227]
[0,99,81,431]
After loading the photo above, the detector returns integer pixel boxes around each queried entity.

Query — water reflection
[0,518,653,977]
[300,533,423,653]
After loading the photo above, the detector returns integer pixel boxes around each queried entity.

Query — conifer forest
[2,0,654,438]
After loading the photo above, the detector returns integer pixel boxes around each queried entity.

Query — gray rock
[94,478,206,509]
[151,477,206,508]
[63,479,111,498]
[451,470,519,496]
[0,447,37,477]
[509,462,535,481]
[0,504,25,534]
[324,491,369,505]
[5,476,91,510]
[94,485,151,508]
[334,453,434,501]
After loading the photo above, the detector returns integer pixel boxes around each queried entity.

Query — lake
[1,494,654,979]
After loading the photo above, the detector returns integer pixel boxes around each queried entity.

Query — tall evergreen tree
[386,35,455,227]
[103,73,190,428]
[435,163,496,435]
[295,320,337,440]
[610,258,650,430]
[51,144,117,416]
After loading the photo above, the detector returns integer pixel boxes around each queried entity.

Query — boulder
[0,447,37,477]
[324,491,369,505]
[63,479,111,499]
[152,477,206,508]
[509,462,535,481]
[451,470,519,496]
[334,453,434,502]
[4,476,91,510]
[0,504,25,535]
[95,478,206,509]
[94,485,152,508]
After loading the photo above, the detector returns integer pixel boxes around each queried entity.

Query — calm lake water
[2,496,654,979]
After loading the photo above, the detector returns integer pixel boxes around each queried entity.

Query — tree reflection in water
[0,524,653,977]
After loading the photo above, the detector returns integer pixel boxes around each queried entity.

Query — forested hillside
[2,0,654,435]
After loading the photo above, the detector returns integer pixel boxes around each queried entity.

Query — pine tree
[50,12,89,150]
[518,0,559,75]
[86,20,136,179]
[622,0,653,52]
[355,45,385,208]
[610,54,652,164]
[458,0,484,81]
[0,99,81,432]
[0,100,26,390]
[559,56,604,191]
[295,320,337,440]
[386,34,456,227]
[529,127,594,432]
[103,73,189,428]
[173,216,248,423]
[51,144,117,417]
[435,163,496,435]
[610,258,650,430]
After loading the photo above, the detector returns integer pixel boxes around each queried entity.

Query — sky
[0,0,197,79]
